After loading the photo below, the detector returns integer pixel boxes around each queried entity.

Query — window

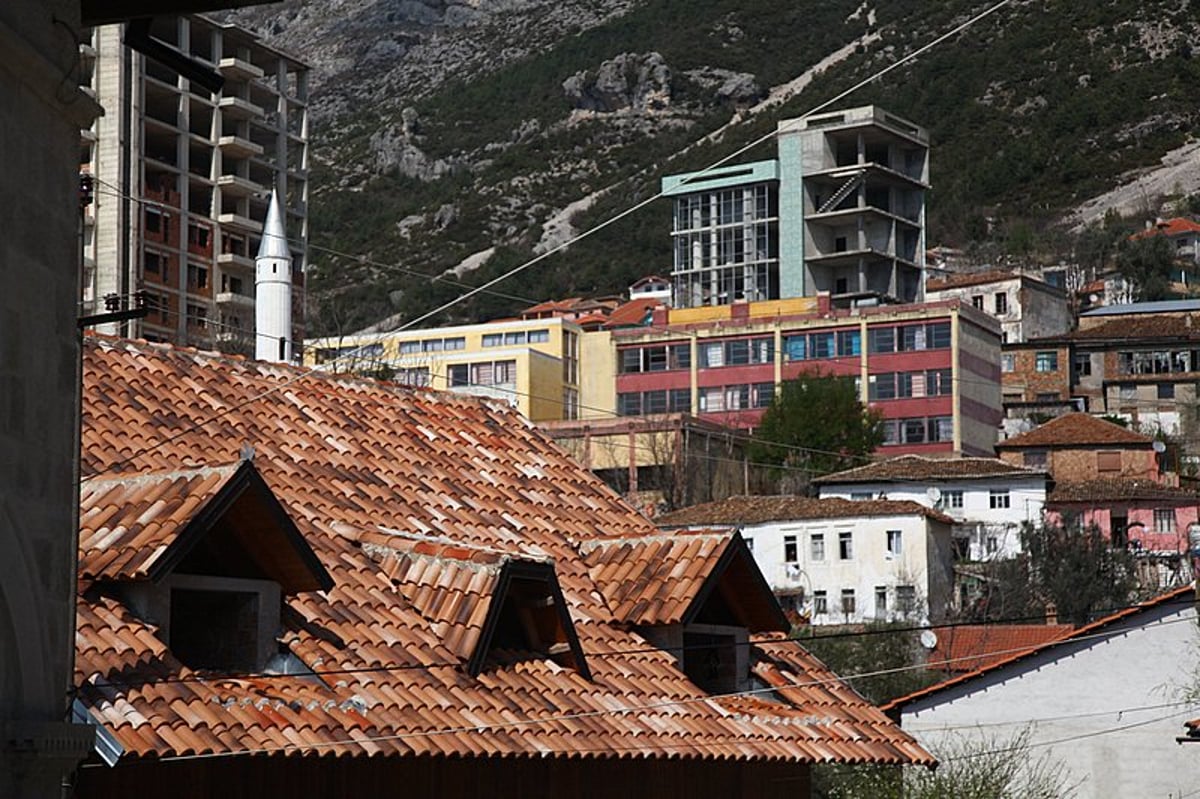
[1035,351,1058,372]
[144,250,162,274]
[902,419,926,444]
[783,535,798,563]
[145,208,163,233]
[836,330,861,357]
[617,393,641,417]
[1024,450,1047,468]
[971,295,983,309]
[1001,354,1015,373]
[850,492,872,501]
[810,332,834,359]
[869,373,896,401]
[986,535,999,555]
[399,340,421,355]
[1155,508,1176,533]
[752,382,775,408]
[528,329,549,343]
[396,367,430,387]
[943,490,964,509]
[700,342,724,368]
[448,364,469,387]
[187,263,209,290]
[810,533,825,561]
[868,327,896,354]
[896,585,916,613]
[1158,383,1176,400]
[482,333,502,347]
[1073,353,1091,377]
[875,586,888,616]
[1119,384,1137,402]
[928,416,954,442]
[1097,451,1122,473]
[186,303,207,328]
[840,589,856,616]
[784,334,807,361]
[994,292,1008,314]
[928,322,952,349]
[813,591,828,615]
[838,531,853,560]
[886,530,902,558]
[989,490,1010,509]
[444,337,466,351]
[562,388,579,420]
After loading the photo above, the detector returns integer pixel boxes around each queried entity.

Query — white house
[883,587,1200,799]
[813,456,1048,561]
[655,495,955,625]
[925,269,1071,344]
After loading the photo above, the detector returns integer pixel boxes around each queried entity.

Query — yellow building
[305,317,581,422]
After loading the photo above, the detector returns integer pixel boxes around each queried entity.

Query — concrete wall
[900,601,1200,799]
[0,1,103,793]
[955,311,1002,456]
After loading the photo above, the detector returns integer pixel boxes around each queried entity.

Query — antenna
[919,630,938,650]
[926,486,942,504]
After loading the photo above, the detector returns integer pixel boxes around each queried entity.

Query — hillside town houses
[5,1,1200,791]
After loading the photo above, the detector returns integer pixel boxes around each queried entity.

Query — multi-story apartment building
[925,269,1071,344]
[663,105,929,308]
[604,294,1002,456]
[81,15,309,355]
[305,316,582,423]
[1002,300,1200,442]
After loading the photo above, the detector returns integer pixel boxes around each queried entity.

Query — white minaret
[255,189,292,363]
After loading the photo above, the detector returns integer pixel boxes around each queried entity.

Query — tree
[797,622,940,707]
[1116,233,1177,301]
[815,727,1079,799]
[963,518,1138,625]
[747,370,883,490]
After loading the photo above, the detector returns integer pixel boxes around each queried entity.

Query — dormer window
[79,460,333,676]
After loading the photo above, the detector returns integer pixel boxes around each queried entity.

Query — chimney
[255,189,292,363]
[1044,603,1058,625]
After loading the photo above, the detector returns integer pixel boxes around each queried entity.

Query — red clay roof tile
[995,413,1152,449]
[76,335,932,767]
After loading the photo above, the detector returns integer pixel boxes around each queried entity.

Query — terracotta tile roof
[925,269,1019,292]
[813,455,1044,485]
[1069,315,1200,341]
[883,586,1195,712]
[927,624,1074,674]
[76,336,932,767]
[1129,217,1200,240]
[602,298,660,329]
[1048,479,1196,504]
[995,413,1153,449]
[654,495,954,526]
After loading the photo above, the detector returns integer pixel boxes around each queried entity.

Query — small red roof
[602,297,660,329]
[1129,217,1200,240]
[928,624,1074,674]
[655,495,954,526]
[995,413,1152,449]
[926,269,1020,292]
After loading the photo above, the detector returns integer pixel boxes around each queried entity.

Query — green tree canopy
[1116,232,1177,301]
[747,370,883,485]
[965,518,1138,625]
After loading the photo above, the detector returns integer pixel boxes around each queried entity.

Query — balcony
[218,212,262,234]
[217,95,264,120]
[218,57,263,82]
[216,291,255,310]
[218,135,263,160]
[217,174,263,198]
[217,252,255,272]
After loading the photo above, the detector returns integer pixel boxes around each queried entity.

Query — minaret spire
[255,189,292,363]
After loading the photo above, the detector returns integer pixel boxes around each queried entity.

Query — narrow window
[783,535,798,563]
[810,533,825,561]
[989,489,1010,509]
[886,530,902,558]
[840,589,856,617]
[838,531,853,560]
[813,591,828,615]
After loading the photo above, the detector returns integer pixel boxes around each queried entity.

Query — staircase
[817,170,865,214]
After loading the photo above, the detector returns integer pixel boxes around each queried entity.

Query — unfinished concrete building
[80,14,309,356]
[663,106,929,309]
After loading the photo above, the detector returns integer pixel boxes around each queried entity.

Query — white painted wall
[740,513,953,624]
[818,475,1047,560]
[900,601,1200,799]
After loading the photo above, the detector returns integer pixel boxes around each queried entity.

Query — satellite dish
[1153,440,1166,453]
[920,630,938,650]
[926,486,942,504]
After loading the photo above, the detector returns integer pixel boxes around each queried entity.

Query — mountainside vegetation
[224,0,1200,336]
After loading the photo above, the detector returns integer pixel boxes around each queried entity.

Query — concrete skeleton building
[81,13,309,355]
[663,106,929,309]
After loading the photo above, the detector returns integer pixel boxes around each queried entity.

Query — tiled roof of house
[925,269,1019,292]
[1048,479,1196,504]
[76,336,932,767]
[883,586,1195,712]
[812,455,1044,485]
[928,624,1075,674]
[1069,315,1200,341]
[1129,217,1200,240]
[602,297,660,329]
[654,495,954,526]
[995,413,1153,449]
